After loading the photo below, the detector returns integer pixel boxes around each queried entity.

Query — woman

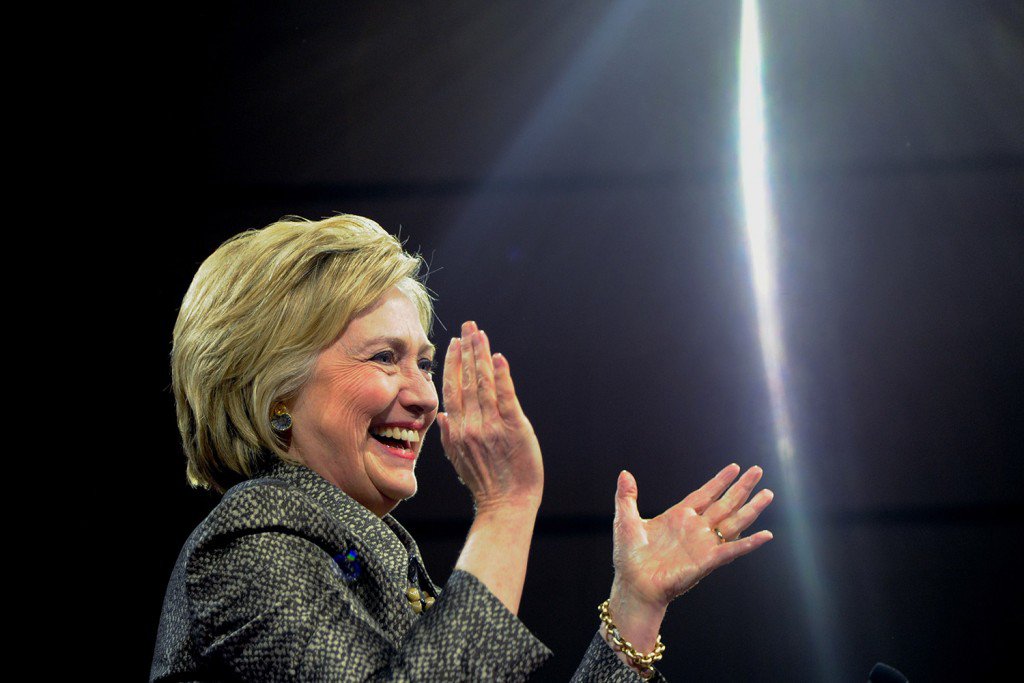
[152,214,774,681]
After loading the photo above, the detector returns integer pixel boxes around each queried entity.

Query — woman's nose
[400,367,439,416]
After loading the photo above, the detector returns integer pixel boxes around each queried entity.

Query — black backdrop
[127,2,1022,680]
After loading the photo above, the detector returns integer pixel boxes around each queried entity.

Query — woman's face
[287,285,438,517]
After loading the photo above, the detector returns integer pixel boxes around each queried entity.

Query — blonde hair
[172,214,432,492]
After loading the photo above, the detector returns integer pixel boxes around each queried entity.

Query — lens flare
[739,1,839,678]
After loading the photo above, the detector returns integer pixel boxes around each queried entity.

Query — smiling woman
[153,214,775,682]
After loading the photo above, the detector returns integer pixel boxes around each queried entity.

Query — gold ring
[713,527,726,544]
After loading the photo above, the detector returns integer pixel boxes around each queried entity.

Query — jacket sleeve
[184,530,551,682]
[571,631,669,682]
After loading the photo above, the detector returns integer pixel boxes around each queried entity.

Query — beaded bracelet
[598,599,665,679]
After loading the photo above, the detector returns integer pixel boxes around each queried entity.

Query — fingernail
[449,337,458,348]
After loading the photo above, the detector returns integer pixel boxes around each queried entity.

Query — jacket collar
[255,459,438,593]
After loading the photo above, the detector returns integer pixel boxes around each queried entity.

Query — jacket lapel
[256,461,418,638]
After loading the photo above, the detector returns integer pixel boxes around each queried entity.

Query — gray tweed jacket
[151,461,657,681]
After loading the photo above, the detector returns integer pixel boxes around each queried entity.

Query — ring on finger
[713,527,726,544]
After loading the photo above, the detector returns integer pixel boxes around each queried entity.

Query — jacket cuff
[571,630,668,682]
[418,569,552,681]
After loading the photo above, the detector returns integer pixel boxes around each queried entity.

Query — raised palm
[613,465,774,607]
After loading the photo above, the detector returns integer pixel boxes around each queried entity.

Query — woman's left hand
[437,321,544,512]
[607,465,774,650]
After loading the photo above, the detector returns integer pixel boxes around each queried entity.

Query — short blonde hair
[172,214,432,492]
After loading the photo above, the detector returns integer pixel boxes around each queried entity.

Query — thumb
[614,470,641,526]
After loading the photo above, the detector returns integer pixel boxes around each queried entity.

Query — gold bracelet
[598,599,665,679]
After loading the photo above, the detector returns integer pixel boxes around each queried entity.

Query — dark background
[128,2,1022,680]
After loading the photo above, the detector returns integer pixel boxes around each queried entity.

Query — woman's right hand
[604,465,774,658]
[437,321,544,512]
[612,465,773,610]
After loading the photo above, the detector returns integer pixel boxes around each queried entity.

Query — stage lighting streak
[739,2,840,679]
[739,0,793,467]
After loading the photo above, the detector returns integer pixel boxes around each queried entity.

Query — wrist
[473,492,542,518]
[607,580,667,653]
[599,598,666,679]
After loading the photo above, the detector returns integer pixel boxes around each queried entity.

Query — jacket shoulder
[185,474,343,552]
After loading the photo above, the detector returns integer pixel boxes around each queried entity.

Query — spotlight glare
[738,2,840,679]
[739,0,792,465]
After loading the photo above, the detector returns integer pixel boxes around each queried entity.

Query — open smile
[369,424,420,460]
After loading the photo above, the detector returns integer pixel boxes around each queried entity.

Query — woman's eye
[418,358,437,375]
[370,350,397,364]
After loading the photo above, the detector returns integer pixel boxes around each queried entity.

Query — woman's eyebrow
[358,336,436,356]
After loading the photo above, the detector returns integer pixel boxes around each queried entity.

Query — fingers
[492,353,522,419]
[450,322,512,423]
[718,488,774,540]
[442,337,462,414]
[459,321,480,422]
[710,529,774,568]
[704,465,763,525]
[473,329,499,417]
[613,470,642,544]
[677,463,741,515]
[614,470,641,523]
[445,320,518,434]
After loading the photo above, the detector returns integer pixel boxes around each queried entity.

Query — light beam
[739,1,840,679]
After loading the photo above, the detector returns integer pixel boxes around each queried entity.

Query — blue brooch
[332,547,362,582]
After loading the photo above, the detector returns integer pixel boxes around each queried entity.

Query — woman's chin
[370,469,418,508]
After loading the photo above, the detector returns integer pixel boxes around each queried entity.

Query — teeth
[371,426,420,444]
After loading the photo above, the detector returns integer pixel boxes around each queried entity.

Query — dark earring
[271,403,293,433]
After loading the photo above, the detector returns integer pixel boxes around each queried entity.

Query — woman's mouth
[369,425,419,458]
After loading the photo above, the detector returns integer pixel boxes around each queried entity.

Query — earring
[270,403,293,433]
